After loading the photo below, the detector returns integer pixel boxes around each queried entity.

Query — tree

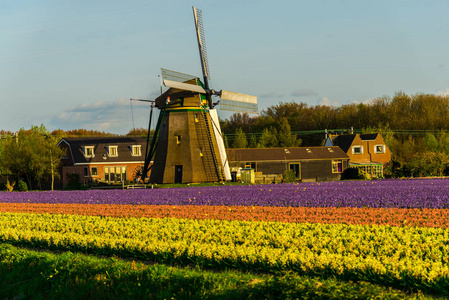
[50,128,112,137]
[223,135,229,149]
[258,127,278,148]
[221,113,253,134]
[277,117,301,147]
[423,132,439,153]
[248,134,258,148]
[436,130,449,154]
[232,128,248,148]
[0,125,66,190]
[126,127,149,136]
[0,135,14,189]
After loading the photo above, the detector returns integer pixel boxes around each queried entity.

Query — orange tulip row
[1,203,448,228]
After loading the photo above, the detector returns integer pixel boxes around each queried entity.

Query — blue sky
[1,0,448,134]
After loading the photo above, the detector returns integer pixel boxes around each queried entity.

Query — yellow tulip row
[1,212,448,293]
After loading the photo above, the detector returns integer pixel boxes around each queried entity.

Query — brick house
[226,146,349,183]
[57,137,149,187]
[326,133,391,177]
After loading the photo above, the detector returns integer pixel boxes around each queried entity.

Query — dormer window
[374,145,385,154]
[107,146,118,157]
[352,145,363,154]
[328,148,334,152]
[131,145,141,156]
[284,149,290,153]
[306,148,312,153]
[83,146,95,158]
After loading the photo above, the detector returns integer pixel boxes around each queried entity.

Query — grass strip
[0,243,430,299]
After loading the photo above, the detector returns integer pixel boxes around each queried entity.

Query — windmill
[141,6,258,184]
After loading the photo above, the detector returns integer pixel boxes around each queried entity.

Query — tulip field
[1,178,449,298]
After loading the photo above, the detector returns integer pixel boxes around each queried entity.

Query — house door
[289,163,301,179]
[174,165,183,183]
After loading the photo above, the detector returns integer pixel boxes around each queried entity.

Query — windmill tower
[141,7,258,184]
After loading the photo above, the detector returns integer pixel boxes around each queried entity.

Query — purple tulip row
[1,178,449,209]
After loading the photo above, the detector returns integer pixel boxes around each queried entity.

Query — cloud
[436,88,449,96]
[259,92,285,98]
[291,89,318,97]
[50,97,153,134]
[319,97,339,107]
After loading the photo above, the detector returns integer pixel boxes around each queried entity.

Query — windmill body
[149,85,226,183]
[141,7,257,184]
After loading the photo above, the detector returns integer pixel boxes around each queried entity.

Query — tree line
[2,92,449,190]
[221,92,449,141]
[0,125,65,191]
[220,92,449,177]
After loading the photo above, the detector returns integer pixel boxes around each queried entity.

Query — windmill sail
[163,79,206,94]
[193,6,213,108]
[219,90,258,114]
[193,7,210,81]
[161,68,205,93]
[209,109,232,181]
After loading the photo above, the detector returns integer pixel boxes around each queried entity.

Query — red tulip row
[1,203,448,228]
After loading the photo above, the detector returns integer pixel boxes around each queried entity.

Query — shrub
[282,170,296,183]
[18,180,28,191]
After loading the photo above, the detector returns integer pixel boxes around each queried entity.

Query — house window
[176,135,181,144]
[104,166,127,183]
[244,162,256,170]
[84,167,89,177]
[131,145,141,156]
[194,114,199,122]
[289,163,301,179]
[83,146,95,157]
[352,164,383,178]
[332,160,343,173]
[91,167,98,176]
[199,148,203,157]
[352,146,363,154]
[374,145,385,154]
[107,146,118,157]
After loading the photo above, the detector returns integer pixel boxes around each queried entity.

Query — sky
[1,0,449,135]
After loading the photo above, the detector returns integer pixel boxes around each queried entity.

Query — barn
[226,146,349,183]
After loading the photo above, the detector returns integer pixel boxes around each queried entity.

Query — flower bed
[1,178,449,297]
[1,178,449,208]
[1,203,448,228]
